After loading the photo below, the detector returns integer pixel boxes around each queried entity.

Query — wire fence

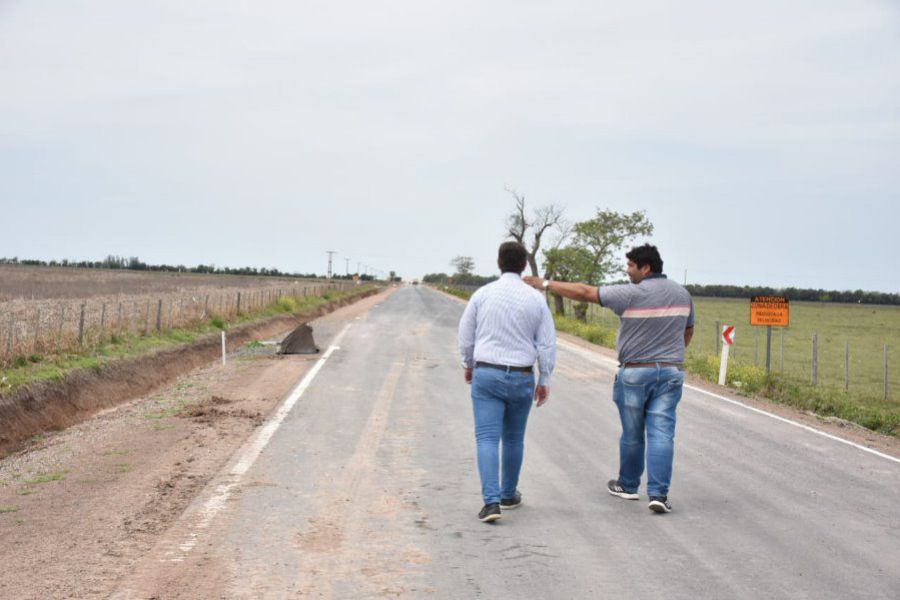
[559,297,898,402]
[0,280,356,367]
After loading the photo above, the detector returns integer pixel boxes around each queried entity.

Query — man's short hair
[626,244,663,274]
[498,241,528,274]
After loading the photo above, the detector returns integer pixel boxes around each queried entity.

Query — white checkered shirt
[458,272,556,386]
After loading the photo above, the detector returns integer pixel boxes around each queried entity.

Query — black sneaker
[648,496,672,513]
[500,491,522,510]
[478,503,502,523]
[607,480,639,500]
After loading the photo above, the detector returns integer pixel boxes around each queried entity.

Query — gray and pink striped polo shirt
[598,274,694,364]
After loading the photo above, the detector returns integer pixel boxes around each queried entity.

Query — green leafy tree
[542,209,654,320]
[450,256,475,276]
[541,246,592,314]
[571,209,654,281]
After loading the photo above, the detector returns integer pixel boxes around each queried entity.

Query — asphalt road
[115,285,900,598]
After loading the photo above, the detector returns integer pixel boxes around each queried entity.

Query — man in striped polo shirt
[524,244,693,513]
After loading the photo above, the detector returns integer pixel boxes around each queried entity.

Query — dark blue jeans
[471,367,535,504]
[613,366,684,497]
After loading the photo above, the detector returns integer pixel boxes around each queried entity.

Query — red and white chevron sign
[722,325,735,346]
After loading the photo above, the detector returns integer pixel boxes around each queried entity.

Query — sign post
[718,325,735,386]
[750,296,790,376]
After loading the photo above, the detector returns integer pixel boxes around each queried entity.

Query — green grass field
[564,297,900,435]
[437,281,899,436]
[687,298,898,398]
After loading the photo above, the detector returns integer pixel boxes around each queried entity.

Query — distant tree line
[436,187,899,312]
[685,284,900,306]
[422,272,498,287]
[0,256,377,281]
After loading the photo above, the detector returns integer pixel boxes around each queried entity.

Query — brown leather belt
[620,361,684,370]
[475,361,533,373]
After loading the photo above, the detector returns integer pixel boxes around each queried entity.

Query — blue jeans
[613,366,684,497]
[471,367,535,504]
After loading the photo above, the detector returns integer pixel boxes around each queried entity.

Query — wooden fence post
[885,345,890,401]
[78,304,86,346]
[57,306,65,352]
[236,292,241,315]
[812,333,818,386]
[780,328,784,372]
[754,329,759,365]
[117,302,123,337]
[844,340,850,392]
[6,314,14,357]
[99,303,106,343]
[715,320,721,357]
[156,299,163,332]
[33,308,41,353]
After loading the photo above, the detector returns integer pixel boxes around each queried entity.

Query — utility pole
[345,258,350,276]
[326,250,336,278]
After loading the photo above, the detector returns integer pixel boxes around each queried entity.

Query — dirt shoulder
[0,289,394,600]
[0,287,381,455]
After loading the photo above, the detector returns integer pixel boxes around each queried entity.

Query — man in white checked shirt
[458,241,556,523]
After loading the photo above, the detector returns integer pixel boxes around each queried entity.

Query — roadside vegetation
[435,285,473,301]
[0,286,377,395]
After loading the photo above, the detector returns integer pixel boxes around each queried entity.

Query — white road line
[161,323,353,562]
[558,339,900,466]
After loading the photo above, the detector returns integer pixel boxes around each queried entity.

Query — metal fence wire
[557,297,896,402]
[0,281,355,366]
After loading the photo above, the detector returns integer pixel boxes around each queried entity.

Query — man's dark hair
[498,241,528,274]
[626,244,663,274]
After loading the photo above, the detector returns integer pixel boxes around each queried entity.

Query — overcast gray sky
[1,1,898,291]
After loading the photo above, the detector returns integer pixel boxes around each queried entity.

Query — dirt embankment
[0,288,382,456]
[0,286,395,600]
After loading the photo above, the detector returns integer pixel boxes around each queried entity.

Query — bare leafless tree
[503,186,566,276]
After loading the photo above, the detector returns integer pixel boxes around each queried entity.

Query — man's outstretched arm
[522,276,599,304]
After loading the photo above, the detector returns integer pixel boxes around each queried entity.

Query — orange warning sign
[750,296,789,327]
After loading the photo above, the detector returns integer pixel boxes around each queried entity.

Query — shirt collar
[500,272,523,281]
[644,273,667,280]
